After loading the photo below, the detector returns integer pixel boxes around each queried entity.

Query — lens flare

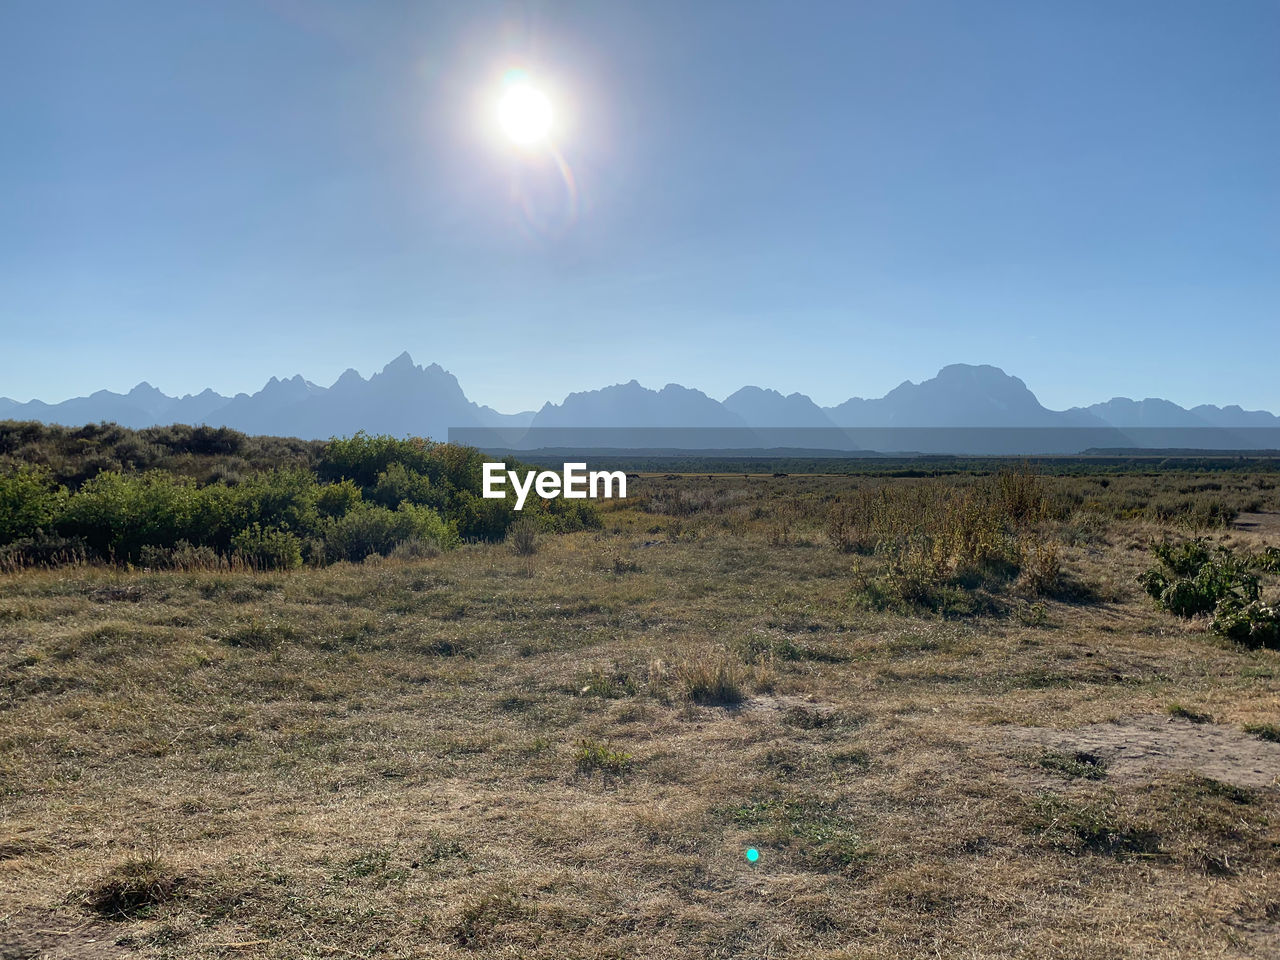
[511,143,579,240]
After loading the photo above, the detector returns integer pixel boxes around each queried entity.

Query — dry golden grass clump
[673,654,746,705]
[82,855,187,920]
[1,469,1279,958]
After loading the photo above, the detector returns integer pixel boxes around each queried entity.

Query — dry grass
[2,472,1279,958]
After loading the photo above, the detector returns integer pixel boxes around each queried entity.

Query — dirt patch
[1005,715,1280,789]
[1233,511,1280,537]
[0,913,130,960]
[743,693,830,714]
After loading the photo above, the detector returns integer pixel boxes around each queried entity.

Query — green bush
[1212,601,1280,650]
[223,469,322,542]
[451,491,517,542]
[231,524,303,570]
[1251,546,1280,573]
[322,503,456,562]
[541,497,602,533]
[1138,540,1258,618]
[0,467,67,541]
[1151,539,1214,578]
[319,432,439,487]
[56,471,226,561]
[316,479,363,518]
[0,429,589,566]
[370,462,438,509]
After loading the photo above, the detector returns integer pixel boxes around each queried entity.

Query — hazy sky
[3,1,1278,412]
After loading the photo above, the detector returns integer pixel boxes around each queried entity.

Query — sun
[497,77,553,147]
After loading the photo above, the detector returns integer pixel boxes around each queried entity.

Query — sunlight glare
[497,78,553,146]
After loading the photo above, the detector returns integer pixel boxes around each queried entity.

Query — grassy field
[3,471,1280,959]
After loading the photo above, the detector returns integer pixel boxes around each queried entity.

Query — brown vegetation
[2,468,1279,958]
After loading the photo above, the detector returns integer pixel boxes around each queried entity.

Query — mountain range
[3,354,1279,452]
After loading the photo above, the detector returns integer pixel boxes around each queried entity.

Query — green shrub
[1250,546,1280,573]
[0,428,587,566]
[1152,539,1214,578]
[1212,601,1280,650]
[223,469,321,541]
[316,479,362,518]
[1138,539,1258,618]
[319,432,439,487]
[57,471,226,561]
[0,466,65,541]
[323,503,455,562]
[541,498,602,533]
[231,524,303,570]
[452,491,517,542]
[371,462,438,509]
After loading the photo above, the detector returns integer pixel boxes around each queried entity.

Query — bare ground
[1003,716,1280,789]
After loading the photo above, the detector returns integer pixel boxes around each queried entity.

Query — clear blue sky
[2,1,1277,412]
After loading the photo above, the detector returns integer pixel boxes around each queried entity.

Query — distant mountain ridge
[3,356,1278,445]
[827,364,1104,428]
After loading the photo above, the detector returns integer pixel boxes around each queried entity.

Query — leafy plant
[1250,546,1280,573]
[1211,601,1280,650]
[0,466,65,542]
[1138,539,1258,618]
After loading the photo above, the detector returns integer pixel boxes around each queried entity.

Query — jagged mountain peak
[723,385,835,427]
[332,368,365,389]
[388,350,415,365]
[829,363,1070,427]
[2,355,1277,442]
